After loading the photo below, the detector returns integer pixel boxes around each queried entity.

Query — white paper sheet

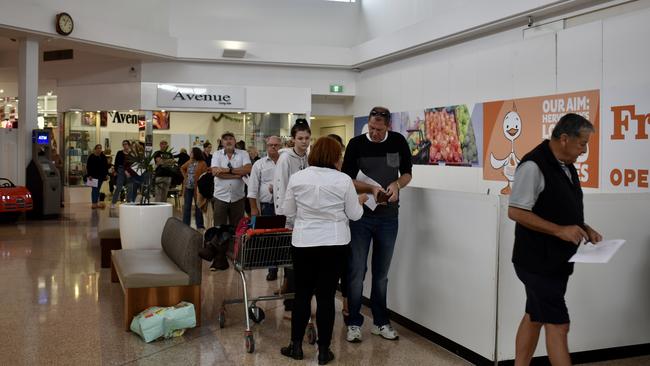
[569,239,626,263]
[356,171,381,211]
[85,178,99,188]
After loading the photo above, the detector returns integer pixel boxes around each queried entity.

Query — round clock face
[56,13,73,35]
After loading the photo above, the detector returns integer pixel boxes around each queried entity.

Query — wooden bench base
[111,263,201,330]
[100,238,121,268]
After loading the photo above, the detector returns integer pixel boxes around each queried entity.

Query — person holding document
[508,113,603,366]
[341,106,412,343]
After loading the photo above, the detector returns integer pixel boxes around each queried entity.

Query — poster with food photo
[421,105,479,166]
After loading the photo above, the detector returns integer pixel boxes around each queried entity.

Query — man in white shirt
[248,136,281,217]
[248,135,282,280]
[211,132,252,226]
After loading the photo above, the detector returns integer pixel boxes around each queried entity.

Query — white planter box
[119,202,173,249]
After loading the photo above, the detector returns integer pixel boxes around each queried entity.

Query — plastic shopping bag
[130,302,196,342]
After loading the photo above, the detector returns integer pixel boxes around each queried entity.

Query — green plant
[127,146,175,205]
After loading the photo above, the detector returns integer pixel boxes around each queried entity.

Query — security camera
[527,16,534,27]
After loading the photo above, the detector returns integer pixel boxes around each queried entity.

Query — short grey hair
[551,113,595,139]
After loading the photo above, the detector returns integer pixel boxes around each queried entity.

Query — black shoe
[280,342,303,360]
[318,348,334,365]
[266,271,278,281]
[283,298,294,312]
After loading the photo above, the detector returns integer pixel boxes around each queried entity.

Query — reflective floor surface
[0,204,647,365]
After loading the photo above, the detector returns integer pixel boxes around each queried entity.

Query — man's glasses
[370,110,390,118]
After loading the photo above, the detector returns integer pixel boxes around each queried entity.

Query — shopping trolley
[218,228,317,353]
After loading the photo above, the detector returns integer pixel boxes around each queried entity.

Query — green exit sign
[330,84,344,93]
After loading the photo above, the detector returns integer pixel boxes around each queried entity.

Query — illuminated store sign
[156,84,246,109]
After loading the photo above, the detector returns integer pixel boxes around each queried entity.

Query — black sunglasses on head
[370,110,390,117]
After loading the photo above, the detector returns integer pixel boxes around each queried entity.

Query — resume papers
[569,239,626,263]
[356,171,381,211]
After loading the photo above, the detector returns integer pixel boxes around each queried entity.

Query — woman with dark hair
[181,147,209,230]
[280,137,365,365]
[273,118,312,311]
[86,144,109,209]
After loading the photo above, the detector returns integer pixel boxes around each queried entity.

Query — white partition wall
[496,193,650,360]
[380,188,501,360]
[366,188,650,362]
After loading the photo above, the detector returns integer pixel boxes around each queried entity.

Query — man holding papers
[508,113,602,366]
[342,106,412,343]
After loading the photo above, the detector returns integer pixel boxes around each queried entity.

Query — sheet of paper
[85,178,98,188]
[356,171,381,211]
[569,239,626,263]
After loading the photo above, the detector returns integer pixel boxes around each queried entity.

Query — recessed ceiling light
[128,110,133,112]
[96,110,100,113]
[161,110,165,112]
[112,110,116,113]
[0,89,4,93]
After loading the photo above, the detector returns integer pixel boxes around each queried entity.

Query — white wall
[350,2,650,194]
[140,62,356,97]
[385,189,650,361]
[496,193,650,360]
[380,188,501,360]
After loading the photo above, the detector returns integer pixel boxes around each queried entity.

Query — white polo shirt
[211,148,251,203]
[247,156,277,204]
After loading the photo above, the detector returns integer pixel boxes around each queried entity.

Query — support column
[17,38,39,186]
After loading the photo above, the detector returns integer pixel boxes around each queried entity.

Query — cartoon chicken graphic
[490,110,522,194]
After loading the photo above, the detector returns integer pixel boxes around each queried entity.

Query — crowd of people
[84,107,600,365]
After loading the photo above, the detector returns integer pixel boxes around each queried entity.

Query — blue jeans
[347,214,399,327]
[91,179,104,204]
[127,175,144,203]
[182,188,204,229]
[111,169,126,204]
[260,202,275,216]
[260,202,278,275]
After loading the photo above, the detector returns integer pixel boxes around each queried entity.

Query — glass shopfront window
[62,110,305,186]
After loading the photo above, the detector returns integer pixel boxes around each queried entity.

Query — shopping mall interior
[0,0,649,365]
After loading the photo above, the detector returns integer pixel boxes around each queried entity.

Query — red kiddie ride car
[0,178,33,219]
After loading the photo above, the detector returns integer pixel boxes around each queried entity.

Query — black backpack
[197,171,214,199]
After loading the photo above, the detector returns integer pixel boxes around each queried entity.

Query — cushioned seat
[111,217,203,330]
[112,249,190,288]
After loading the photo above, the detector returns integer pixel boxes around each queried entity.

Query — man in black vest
[509,113,602,366]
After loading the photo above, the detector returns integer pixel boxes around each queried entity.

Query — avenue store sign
[156,84,246,109]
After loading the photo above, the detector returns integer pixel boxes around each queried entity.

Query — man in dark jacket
[508,113,602,366]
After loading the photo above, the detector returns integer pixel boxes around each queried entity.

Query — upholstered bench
[111,217,203,330]
[99,228,121,268]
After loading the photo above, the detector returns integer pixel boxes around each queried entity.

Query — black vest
[512,140,584,276]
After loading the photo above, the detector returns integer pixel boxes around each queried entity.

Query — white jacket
[273,148,308,216]
[282,167,364,247]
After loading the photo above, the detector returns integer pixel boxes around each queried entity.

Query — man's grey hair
[551,113,595,139]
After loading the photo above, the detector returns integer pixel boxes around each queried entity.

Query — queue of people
[91,106,599,365]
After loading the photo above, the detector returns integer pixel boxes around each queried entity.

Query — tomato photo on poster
[482,90,600,192]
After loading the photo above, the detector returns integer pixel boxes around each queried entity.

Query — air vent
[43,49,74,62]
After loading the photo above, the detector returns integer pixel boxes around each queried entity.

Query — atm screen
[36,132,49,145]
[41,163,51,172]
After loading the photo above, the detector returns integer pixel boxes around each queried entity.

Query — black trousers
[291,245,346,348]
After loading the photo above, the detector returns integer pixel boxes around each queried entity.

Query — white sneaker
[371,324,399,340]
[346,325,362,343]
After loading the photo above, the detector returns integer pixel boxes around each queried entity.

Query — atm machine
[26,129,61,217]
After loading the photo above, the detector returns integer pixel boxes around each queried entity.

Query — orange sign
[482,90,600,188]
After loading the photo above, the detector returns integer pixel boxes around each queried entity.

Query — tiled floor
[0,204,647,365]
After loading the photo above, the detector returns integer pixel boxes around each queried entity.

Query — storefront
[57,82,312,188]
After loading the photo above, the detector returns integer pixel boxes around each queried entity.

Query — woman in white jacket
[280,137,365,365]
